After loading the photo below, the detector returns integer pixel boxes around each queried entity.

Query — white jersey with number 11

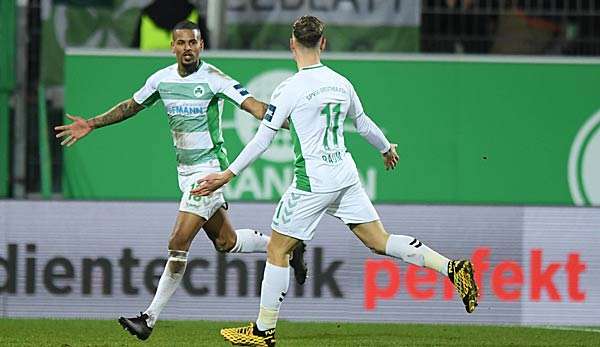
[261,63,372,193]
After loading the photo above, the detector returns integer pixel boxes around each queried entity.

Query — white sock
[144,250,188,327]
[256,262,289,331]
[385,235,449,275]
[228,229,270,253]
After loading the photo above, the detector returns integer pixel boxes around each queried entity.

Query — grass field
[0,319,598,346]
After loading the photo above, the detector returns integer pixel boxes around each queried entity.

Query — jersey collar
[300,63,325,71]
[178,60,203,78]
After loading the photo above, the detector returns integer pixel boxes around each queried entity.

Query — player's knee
[214,235,236,253]
[363,238,387,255]
[168,235,191,252]
[267,241,289,261]
[369,245,387,255]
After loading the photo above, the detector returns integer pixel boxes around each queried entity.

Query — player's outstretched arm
[54,98,144,147]
[241,97,267,121]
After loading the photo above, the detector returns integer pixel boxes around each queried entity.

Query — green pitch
[0,319,598,346]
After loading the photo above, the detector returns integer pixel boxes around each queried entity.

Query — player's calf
[227,228,269,253]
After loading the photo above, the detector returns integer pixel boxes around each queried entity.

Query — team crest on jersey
[265,104,276,122]
[193,85,205,98]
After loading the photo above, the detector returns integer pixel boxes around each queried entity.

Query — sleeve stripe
[262,123,278,131]
[233,84,250,96]
[141,90,161,107]
[216,92,241,107]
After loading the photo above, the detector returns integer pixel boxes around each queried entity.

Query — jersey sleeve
[346,84,365,120]
[228,124,277,175]
[206,65,252,107]
[261,82,294,131]
[347,85,391,153]
[132,71,161,108]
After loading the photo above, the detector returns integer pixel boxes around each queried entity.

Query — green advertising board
[64,51,600,206]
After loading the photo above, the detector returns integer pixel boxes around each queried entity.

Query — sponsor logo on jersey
[568,110,600,206]
[167,104,206,116]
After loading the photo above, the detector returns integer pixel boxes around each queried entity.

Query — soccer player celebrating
[54,20,307,341]
[194,16,479,347]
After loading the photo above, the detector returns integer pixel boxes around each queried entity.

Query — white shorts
[271,182,379,241]
[178,171,226,220]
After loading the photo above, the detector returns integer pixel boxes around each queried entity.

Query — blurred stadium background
[1,0,600,345]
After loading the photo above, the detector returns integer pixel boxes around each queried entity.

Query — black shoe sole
[118,317,151,341]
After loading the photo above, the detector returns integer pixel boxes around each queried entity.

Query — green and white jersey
[262,63,367,193]
[133,62,251,176]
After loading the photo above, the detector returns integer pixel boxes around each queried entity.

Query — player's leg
[203,206,308,284]
[220,230,300,347]
[119,211,205,340]
[350,220,450,274]
[331,182,478,313]
[221,187,330,346]
[257,230,300,330]
[202,205,269,253]
[145,211,204,321]
[350,221,478,313]
[120,173,211,340]
[145,176,227,324]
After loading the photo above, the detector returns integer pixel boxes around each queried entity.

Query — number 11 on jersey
[321,103,342,150]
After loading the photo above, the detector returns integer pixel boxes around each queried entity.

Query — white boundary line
[526,325,600,334]
[470,324,600,334]
[65,48,600,65]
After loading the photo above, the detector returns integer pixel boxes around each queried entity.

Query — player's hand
[191,170,235,196]
[54,114,93,147]
[382,143,399,170]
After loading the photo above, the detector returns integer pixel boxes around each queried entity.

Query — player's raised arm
[54,98,144,147]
